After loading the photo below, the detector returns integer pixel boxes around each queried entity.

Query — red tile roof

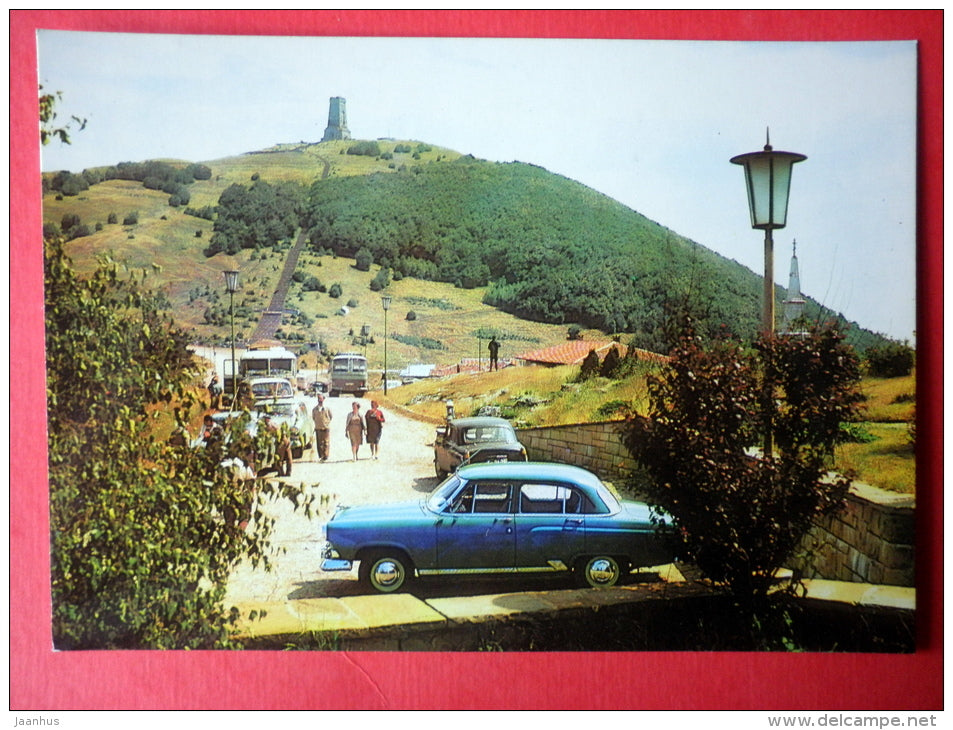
[516,340,618,366]
[516,341,670,367]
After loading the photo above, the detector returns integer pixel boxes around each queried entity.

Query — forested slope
[299,156,863,350]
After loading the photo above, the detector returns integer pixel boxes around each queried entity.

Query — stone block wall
[517,420,915,587]
[517,420,637,481]
[794,482,915,587]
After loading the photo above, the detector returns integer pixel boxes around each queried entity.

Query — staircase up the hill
[248,228,307,344]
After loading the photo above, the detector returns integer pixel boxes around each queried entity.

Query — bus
[329,352,369,397]
[223,344,297,403]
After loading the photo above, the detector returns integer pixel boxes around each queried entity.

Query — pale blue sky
[37,32,917,341]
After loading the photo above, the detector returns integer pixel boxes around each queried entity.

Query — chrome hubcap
[373,560,402,588]
[588,558,618,585]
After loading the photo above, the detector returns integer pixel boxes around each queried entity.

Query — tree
[578,349,601,380]
[39,85,86,146]
[355,247,373,272]
[619,326,862,599]
[864,339,915,378]
[45,235,312,648]
[599,345,622,378]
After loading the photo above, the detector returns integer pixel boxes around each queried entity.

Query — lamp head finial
[764,127,772,151]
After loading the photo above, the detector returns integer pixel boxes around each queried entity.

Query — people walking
[364,400,386,460]
[488,336,500,371]
[311,394,333,462]
[345,400,365,461]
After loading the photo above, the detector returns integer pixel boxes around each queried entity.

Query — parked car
[321,462,676,593]
[433,416,527,478]
[307,381,329,396]
[260,400,314,459]
[204,409,293,476]
[246,376,296,408]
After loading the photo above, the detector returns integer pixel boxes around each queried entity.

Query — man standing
[207,374,222,409]
[488,336,500,371]
[311,394,333,462]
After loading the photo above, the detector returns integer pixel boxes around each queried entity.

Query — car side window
[450,481,512,514]
[519,483,596,514]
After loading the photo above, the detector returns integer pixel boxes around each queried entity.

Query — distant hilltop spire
[782,239,806,332]
[322,96,351,142]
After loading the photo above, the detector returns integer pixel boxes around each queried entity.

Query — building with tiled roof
[515,340,669,367]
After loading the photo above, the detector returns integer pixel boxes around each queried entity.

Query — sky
[37,32,918,342]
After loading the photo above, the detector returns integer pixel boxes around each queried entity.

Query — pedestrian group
[312,395,386,463]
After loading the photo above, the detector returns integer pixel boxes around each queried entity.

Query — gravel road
[224,393,443,604]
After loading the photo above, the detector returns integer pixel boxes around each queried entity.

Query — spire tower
[782,239,807,332]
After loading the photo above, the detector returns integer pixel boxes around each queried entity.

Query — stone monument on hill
[322,96,351,142]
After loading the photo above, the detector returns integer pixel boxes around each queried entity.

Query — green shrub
[44,236,313,648]
[865,340,915,377]
[620,327,863,598]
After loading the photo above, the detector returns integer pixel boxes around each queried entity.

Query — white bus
[329,352,368,397]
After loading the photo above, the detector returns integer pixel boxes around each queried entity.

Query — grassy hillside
[380,364,915,494]
[44,137,886,360]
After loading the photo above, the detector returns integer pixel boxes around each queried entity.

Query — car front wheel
[577,555,623,588]
[359,551,412,593]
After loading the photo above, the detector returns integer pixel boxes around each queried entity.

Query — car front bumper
[320,542,352,572]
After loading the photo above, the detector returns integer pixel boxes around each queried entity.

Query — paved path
[224,393,441,606]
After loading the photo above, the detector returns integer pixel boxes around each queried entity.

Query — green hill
[43,138,884,367]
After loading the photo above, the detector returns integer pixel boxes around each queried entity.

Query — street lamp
[223,269,239,407]
[730,130,806,336]
[731,130,805,457]
[381,295,391,395]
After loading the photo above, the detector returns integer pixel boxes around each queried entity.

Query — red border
[11,10,942,710]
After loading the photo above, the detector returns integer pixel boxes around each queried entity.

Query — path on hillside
[225,393,442,603]
[248,153,332,344]
[248,228,307,343]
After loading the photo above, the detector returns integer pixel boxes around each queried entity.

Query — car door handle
[564,518,583,529]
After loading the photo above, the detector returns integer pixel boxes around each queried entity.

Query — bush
[355,247,373,271]
[328,283,342,299]
[405,310,417,321]
[577,349,601,380]
[346,141,381,157]
[44,235,313,648]
[865,340,915,377]
[620,327,862,599]
[123,211,139,226]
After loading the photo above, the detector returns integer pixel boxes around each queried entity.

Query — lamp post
[731,130,805,456]
[223,269,240,407]
[381,295,391,395]
[730,130,806,336]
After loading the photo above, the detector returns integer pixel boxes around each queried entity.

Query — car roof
[449,416,515,428]
[455,461,604,487]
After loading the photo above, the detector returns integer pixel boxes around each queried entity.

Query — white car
[259,400,314,459]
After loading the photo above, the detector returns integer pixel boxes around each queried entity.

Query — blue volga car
[321,462,675,593]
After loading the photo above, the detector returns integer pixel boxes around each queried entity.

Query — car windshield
[426,474,463,512]
[263,403,295,417]
[251,381,294,399]
[461,426,516,444]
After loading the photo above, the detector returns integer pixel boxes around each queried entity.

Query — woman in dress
[344,400,365,461]
[364,400,386,460]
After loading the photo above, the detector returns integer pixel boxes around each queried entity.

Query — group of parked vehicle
[323,407,677,595]
[203,343,676,596]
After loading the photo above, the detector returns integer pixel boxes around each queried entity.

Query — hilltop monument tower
[322,96,351,141]
[782,239,807,332]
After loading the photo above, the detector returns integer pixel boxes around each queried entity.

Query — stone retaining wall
[794,482,915,587]
[518,420,638,481]
[517,420,915,587]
